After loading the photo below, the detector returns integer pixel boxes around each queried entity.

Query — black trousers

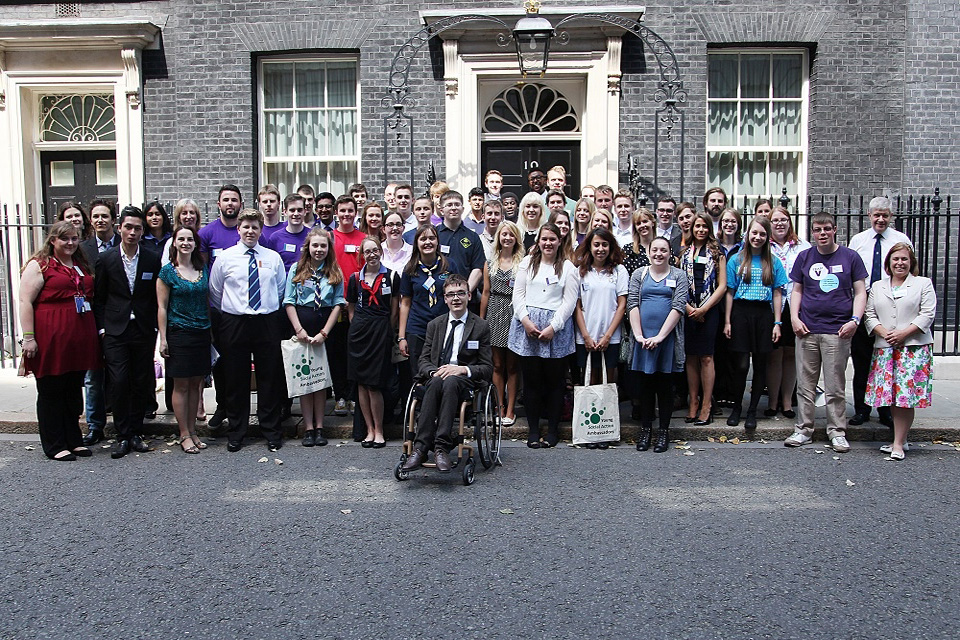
[218,311,284,444]
[102,324,156,440]
[415,374,476,453]
[36,370,85,458]
[638,372,673,430]
[520,356,566,437]
[851,322,890,418]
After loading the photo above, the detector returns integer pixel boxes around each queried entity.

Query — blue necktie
[871,233,883,285]
[247,248,261,310]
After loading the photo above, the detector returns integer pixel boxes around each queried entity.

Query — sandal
[190,435,208,449]
[179,437,199,454]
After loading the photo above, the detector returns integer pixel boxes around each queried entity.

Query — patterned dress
[486,260,516,348]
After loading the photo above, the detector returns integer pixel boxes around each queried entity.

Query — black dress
[346,266,400,389]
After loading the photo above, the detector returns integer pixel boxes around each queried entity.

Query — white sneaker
[334,399,348,416]
[784,431,812,447]
[879,443,910,453]
[830,436,851,453]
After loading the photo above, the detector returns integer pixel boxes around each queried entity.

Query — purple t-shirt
[790,245,868,334]
[198,218,240,267]
[260,221,284,245]
[267,226,310,270]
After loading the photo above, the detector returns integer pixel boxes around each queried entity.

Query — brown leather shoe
[434,449,452,473]
[401,449,426,471]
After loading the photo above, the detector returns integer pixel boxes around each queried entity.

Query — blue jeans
[84,368,106,431]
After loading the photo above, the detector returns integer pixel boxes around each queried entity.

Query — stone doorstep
[2,413,958,444]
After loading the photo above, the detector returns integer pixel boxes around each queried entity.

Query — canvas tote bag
[571,355,621,444]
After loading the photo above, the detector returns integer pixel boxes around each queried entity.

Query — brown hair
[293,227,344,286]
[575,227,623,277]
[884,242,919,277]
[24,220,92,275]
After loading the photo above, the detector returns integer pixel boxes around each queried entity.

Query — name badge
[345,244,357,253]
[74,296,88,314]
[696,256,710,265]
[831,264,844,274]
[440,245,451,254]
[545,275,559,285]
[141,272,153,280]
[892,290,904,299]
[284,243,296,253]
[381,285,392,295]
[509,279,515,288]
[581,282,590,292]
[212,248,223,257]
[666,278,677,288]
[423,276,436,290]
[467,340,479,350]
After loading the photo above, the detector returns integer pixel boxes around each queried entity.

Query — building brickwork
[1,0,957,207]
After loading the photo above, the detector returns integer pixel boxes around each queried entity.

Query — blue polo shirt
[399,259,459,337]
[434,222,484,280]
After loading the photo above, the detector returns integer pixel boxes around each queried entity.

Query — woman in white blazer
[863,243,936,460]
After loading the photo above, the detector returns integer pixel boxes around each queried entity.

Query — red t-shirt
[332,228,367,279]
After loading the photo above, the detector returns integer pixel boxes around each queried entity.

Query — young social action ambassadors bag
[571,355,621,445]
[281,338,332,398]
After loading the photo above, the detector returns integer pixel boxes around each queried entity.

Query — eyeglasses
[444,291,468,299]
[811,227,834,234]
[362,248,381,256]
[656,208,675,213]
[384,222,404,229]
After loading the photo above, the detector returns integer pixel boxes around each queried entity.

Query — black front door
[40,150,118,223]
[481,141,581,200]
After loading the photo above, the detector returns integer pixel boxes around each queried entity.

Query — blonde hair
[490,221,525,275]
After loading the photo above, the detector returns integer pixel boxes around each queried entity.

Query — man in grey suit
[401,274,493,472]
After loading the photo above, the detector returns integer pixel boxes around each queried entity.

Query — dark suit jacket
[93,244,161,337]
[80,232,119,267]
[418,311,493,382]
[662,224,683,257]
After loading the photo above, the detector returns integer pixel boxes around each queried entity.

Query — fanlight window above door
[483,84,579,133]
[40,94,116,143]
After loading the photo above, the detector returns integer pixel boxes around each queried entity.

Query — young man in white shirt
[479,199,503,260]
[654,197,682,256]
[847,196,913,428]
[546,165,577,213]
[612,191,635,247]
[209,208,287,453]
[484,170,503,201]
[394,184,416,232]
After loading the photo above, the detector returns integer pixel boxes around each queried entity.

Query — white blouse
[512,256,580,332]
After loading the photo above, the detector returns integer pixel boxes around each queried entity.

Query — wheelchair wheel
[462,458,476,486]
[395,455,409,481]
[474,384,502,470]
[402,384,421,444]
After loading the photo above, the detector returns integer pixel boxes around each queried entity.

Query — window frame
[256,54,361,195]
[705,47,809,212]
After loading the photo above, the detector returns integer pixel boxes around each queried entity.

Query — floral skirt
[865,344,933,409]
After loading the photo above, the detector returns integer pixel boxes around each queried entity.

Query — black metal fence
[2,192,959,366]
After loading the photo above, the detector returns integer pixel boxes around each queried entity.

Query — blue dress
[632,272,676,374]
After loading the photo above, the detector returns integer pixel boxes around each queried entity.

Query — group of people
[20,170,933,464]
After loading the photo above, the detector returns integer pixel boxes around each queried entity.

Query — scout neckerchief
[418,259,441,307]
[358,264,387,308]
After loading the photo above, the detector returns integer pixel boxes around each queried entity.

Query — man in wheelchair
[401,274,493,472]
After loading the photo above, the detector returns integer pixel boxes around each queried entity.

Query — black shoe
[361,439,374,448]
[145,412,157,420]
[781,409,796,419]
[597,442,609,450]
[726,406,742,427]
[227,440,243,452]
[372,441,386,449]
[694,414,714,426]
[209,409,227,429]
[744,410,758,430]
[848,412,869,426]
[763,408,778,417]
[542,431,559,448]
[110,439,131,459]
[268,441,282,453]
[82,429,104,446]
[878,413,894,429]
[130,435,150,453]
[71,447,93,457]
[684,416,696,424]
[434,449,452,472]
[527,428,541,448]
[302,430,316,447]
[315,429,328,446]
[653,429,670,453]
[636,426,652,451]
[585,442,599,449]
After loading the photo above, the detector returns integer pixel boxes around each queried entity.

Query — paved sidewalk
[2,366,957,443]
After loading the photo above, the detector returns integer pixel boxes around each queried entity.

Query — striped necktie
[247,248,261,310]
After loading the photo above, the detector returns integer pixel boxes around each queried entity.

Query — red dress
[23,258,101,378]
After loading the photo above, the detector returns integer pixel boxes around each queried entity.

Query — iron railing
[2,193,959,364]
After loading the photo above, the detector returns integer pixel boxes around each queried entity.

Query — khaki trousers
[794,333,851,439]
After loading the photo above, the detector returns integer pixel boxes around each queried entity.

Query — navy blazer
[93,244,161,337]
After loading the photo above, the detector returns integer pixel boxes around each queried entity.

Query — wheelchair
[394,378,502,485]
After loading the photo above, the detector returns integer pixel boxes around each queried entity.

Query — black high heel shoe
[694,413,714,426]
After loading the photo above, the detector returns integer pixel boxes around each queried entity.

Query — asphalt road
[2,437,958,640]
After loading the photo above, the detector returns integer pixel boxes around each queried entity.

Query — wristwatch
[850,315,861,325]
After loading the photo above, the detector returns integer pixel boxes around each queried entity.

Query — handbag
[281,338,332,398]
[571,355,621,445]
